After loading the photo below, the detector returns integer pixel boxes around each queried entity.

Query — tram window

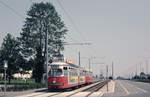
[64,68,68,76]
[69,71,72,76]
[83,71,85,76]
[48,69,62,76]
[85,72,87,76]
[68,68,78,76]
[64,70,68,76]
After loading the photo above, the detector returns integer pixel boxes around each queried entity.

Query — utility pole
[140,63,142,74]
[89,58,91,70]
[106,65,108,79]
[78,51,80,88]
[106,65,108,92]
[146,60,148,74]
[79,51,80,67]
[136,64,137,76]
[112,62,114,79]
[4,60,8,96]
[46,29,48,87]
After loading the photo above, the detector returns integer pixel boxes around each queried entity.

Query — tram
[47,57,93,89]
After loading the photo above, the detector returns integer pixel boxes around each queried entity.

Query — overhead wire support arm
[63,42,91,46]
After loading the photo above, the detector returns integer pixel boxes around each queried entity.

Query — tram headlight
[52,80,56,83]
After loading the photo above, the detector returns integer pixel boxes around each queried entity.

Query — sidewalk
[0,88,47,97]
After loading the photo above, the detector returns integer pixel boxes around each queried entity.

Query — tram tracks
[82,80,109,97]
[16,80,109,97]
[66,80,109,97]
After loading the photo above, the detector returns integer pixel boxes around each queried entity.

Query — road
[1,80,150,97]
[103,80,150,97]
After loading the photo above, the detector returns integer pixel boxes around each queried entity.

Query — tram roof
[49,62,79,68]
[49,62,92,72]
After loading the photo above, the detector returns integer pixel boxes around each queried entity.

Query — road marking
[135,86,147,93]
[119,81,130,95]
[126,82,147,93]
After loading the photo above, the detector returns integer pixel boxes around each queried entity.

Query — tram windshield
[48,69,63,76]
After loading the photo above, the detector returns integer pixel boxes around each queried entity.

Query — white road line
[119,81,130,95]
[135,86,147,93]
[126,82,147,93]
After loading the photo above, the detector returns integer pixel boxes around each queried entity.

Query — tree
[0,33,22,83]
[19,2,67,83]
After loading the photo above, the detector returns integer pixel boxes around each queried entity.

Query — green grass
[133,79,150,83]
[0,79,46,91]
[0,79,36,85]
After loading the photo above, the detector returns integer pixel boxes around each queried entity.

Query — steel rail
[66,80,108,97]
[84,80,109,97]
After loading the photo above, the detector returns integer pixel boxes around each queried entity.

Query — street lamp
[3,60,8,96]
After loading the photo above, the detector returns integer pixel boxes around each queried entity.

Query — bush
[1,83,46,91]
[134,79,150,83]
[0,79,46,91]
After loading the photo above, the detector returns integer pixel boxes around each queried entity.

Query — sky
[0,0,150,78]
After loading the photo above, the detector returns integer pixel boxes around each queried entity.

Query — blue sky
[1,0,150,77]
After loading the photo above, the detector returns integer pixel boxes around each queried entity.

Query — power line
[54,0,99,59]
[120,64,138,78]
[64,42,91,46]
[0,0,24,19]
[56,0,86,42]
[56,0,96,56]
[66,33,79,43]
[30,0,33,3]
[56,0,99,55]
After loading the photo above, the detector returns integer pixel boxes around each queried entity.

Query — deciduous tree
[19,2,67,83]
[0,34,22,83]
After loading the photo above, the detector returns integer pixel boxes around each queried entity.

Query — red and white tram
[47,58,93,89]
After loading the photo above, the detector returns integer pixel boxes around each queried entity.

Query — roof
[49,61,92,72]
[49,62,79,68]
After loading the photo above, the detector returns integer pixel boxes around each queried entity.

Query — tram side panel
[85,72,93,84]
[67,67,79,88]
[68,76,78,87]
[79,70,86,85]
[48,66,80,89]
[48,65,69,89]
[48,76,68,89]
[48,64,93,89]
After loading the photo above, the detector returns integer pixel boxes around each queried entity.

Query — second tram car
[48,58,93,89]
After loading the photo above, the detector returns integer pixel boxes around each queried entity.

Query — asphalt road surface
[1,80,150,97]
[103,80,150,97]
